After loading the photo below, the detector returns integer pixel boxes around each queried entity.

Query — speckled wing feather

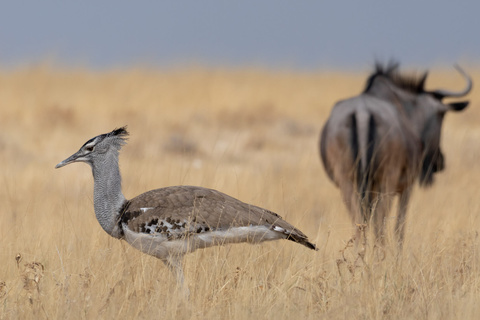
[119,186,316,249]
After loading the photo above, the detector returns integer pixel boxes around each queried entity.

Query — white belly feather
[122,223,285,260]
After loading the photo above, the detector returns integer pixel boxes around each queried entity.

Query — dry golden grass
[0,64,479,319]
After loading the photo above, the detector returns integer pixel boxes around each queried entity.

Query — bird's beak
[55,151,83,169]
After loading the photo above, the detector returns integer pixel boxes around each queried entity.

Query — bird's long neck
[91,151,126,238]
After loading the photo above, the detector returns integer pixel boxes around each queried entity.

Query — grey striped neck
[91,151,125,238]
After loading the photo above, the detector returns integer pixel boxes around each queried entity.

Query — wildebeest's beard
[419,148,444,186]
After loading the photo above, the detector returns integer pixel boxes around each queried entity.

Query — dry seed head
[22,262,44,291]
[0,281,6,299]
[15,254,22,268]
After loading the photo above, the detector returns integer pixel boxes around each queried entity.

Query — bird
[55,127,317,289]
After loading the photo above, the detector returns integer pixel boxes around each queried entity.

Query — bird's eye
[85,146,94,152]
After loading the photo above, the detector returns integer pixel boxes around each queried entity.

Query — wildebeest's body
[320,62,472,245]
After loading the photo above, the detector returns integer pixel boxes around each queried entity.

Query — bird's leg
[163,254,190,299]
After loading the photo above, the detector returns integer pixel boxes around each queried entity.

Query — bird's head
[55,126,129,169]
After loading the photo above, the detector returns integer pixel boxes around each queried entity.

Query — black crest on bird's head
[81,126,129,150]
[103,126,129,147]
[107,126,129,138]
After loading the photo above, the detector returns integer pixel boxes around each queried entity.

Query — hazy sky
[1,1,478,70]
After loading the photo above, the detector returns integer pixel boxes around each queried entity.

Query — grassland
[0,64,479,319]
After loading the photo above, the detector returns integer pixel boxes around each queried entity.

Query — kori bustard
[56,127,317,287]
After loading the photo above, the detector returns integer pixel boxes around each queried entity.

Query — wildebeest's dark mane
[364,61,427,94]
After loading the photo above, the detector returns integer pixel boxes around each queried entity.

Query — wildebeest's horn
[430,65,472,99]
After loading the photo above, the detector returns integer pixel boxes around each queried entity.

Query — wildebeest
[320,62,472,246]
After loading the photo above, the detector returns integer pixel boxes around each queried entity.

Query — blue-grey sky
[1,1,478,70]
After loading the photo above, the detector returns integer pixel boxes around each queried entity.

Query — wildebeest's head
[364,62,472,186]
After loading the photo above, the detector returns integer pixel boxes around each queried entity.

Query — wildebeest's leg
[340,182,364,247]
[371,192,393,246]
[395,188,411,248]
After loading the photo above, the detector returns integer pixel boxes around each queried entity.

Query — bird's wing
[120,186,310,242]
